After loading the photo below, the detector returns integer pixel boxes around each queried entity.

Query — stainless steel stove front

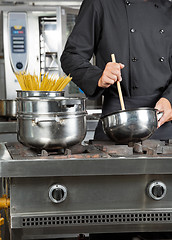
[1,142,172,239]
[10,174,172,239]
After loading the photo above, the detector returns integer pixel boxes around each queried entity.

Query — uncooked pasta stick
[58,75,72,91]
[15,72,72,91]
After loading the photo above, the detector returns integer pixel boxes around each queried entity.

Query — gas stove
[1,140,172,240]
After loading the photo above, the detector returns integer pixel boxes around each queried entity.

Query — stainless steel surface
[2,150,172,177]
[0,143,13,161]
[16,97,86,114]
[1,141,172,177]
[16,96,87,149]
[101,108,158,144]
[0,121,17,145]
[10,176,172,233]
[17,113,87,149]
[0,99,16,117]
[16,90,64,98]
[0,121,17,133]
[1,141,172,239]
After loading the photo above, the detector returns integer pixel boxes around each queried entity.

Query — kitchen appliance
[2,9,102,111]
[2,8,79,99]
[3,11,40,99]
[1,139,172,239]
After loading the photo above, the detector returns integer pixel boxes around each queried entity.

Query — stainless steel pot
[17,97,86,115]
[17,113,87,150]
[0,99,16,118]
[101,108,160,144]
[16,96,87,150]
[17,90,64,98]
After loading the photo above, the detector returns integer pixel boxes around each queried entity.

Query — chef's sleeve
[60,0,104,98]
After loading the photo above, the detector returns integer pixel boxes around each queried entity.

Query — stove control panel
[49,184,67,203]
[147,181,167,201]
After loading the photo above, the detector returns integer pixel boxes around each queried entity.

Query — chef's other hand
[155,97,172,128]
[98,62,125,88]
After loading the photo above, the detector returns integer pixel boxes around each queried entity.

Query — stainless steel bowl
[101,108,159,144]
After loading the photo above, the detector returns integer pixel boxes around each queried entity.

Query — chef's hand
[98,62,125,88]
[155,97,172,128]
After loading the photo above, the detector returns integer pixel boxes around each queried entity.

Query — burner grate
[6,142,109,159]
[21,212,172,228]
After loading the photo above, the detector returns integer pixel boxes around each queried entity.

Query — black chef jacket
[61,0,172,140]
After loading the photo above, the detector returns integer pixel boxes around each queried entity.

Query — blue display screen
[11,26,26,53]
[11,27,25,35]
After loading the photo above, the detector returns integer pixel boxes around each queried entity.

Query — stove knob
[147,181,167,200]
[49,184,67,203]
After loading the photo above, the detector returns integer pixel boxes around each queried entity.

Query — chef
[61,0,172,141]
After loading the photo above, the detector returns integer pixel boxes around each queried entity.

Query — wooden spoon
[111,54,125,110]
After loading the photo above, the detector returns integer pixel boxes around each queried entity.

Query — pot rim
[101,107,158,120]
[17,112,87,118]
[16,97,86,101]
[16,90,64,93]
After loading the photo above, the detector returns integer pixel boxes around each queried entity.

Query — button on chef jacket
[61,0,172,140]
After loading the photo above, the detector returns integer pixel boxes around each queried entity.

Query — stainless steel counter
[2,141,172,239]
[0,121,17,143]
[1,142,172,177]
[0,121,17,133]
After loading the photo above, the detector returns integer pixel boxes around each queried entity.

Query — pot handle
[34,116,60,124]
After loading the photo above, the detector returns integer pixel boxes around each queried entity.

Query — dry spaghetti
[15,72,72,91]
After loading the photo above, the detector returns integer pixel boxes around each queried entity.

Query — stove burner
[5,139,172,160]
[5,142,109,160]
[90,140,133,156]
[133,139,172,155]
